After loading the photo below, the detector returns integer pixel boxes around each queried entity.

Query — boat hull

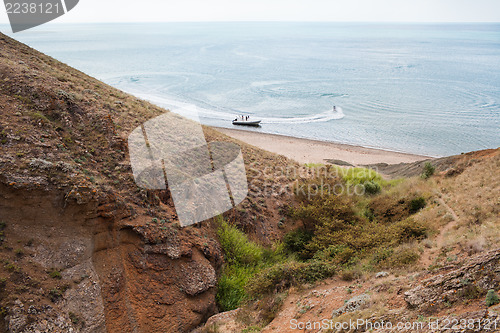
[232,121,261,127]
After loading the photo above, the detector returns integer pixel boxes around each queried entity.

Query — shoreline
[215,127,431,166]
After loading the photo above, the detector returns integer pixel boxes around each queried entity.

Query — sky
[1,0,500,24]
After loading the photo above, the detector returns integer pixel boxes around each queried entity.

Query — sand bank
[216,128,429,166]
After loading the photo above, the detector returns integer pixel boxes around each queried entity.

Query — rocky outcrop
[404,249,500,313]
[332,294,370,318]
[0,182,223,333]
[191,309,244,333]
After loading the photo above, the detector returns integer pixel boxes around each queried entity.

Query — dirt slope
[0,32,296,332]
[196,148,500,332]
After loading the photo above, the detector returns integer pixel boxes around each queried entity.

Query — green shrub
[49,288,63,302]
[363,208,375,221]
[370,244,421,268]
[291,194,357,231]
[370,247,394,265]
[408,197,426,214]
[29,112,50,123]
[49,270,62,279]
[421,162,435,179]
[363,181,381,195]
[216,265,256,312]
[382,247,420,268]
[486,289,500,307]
[313,245,356,266]
[217,218,263,266]
[283,229,312,258]
[335,167,384,186]
[256,292,288,325]
[392,218,427,242]
[4,263,19,272]
[216,217,267,310]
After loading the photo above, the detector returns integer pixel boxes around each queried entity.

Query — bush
[246,260,335,297]
[387,247,420,267]
[216,217,289,311]
[335,167,384,186]
[363,181,381,195]
[314,245,357,266]
[408,197,426,214]
[392,218,427,242]
[69,312,83,326]
[370,247,394,265]
[216,265,257,311]
[458,284,483,300]
[283,229,313,258]
[363,208,375,221]
[49,288,63,302]
[340,267,363,281]
[372,246,420,268]
[486,289,500,307]
[217,218,263,265]
[421,162,435,179]
[49,270,62,279]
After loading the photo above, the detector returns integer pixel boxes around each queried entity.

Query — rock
[331,293,370,318]
[404,249,500,312]
[7,299,27,333]
[192,309,244,333]
[180,257,217,296]
[375,271,389,278]
[62,260,106,333]
[29,158,54,170]
[56,89,75,101]
[444,166,464,177]
[145,243,182,259]
[56,161,73,173]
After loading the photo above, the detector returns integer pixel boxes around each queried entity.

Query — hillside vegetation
[0,32,298,332]
[0,32,499,333]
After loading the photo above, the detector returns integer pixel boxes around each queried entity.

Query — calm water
[3,22,499,156]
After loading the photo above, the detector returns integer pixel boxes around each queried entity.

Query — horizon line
[1,20,500,26]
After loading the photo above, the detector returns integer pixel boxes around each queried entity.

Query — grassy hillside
[0,32,499,333]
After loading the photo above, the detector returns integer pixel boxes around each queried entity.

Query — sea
[2,22,499,157]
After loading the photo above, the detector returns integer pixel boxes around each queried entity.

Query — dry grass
[435,152,499,252]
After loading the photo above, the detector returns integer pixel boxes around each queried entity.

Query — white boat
[232,118,261,127]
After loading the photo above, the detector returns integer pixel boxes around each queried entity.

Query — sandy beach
[216,128,430,166]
